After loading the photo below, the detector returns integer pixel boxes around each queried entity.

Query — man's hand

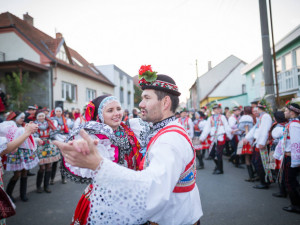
[53,129,101,170]
[25,122,38,136]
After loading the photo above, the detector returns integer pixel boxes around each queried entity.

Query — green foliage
[138,70,157,83]
[1,72,31,111]
[134,84,142,108]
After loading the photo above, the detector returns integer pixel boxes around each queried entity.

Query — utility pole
[196,59,200,110]
[268,0,280,107]
[258,0,276,111]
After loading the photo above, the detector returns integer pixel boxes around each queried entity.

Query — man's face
[181,112,187,118]
[284,108,291,119]
[139,89,163,123]
[252,108,259,117]
[28,109,36,115]
[234,110,241,116]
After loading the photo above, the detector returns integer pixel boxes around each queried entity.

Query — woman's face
[37,113,45,122]
[55,110,62,117]
[102,101,123,130]
[16,115,25,125]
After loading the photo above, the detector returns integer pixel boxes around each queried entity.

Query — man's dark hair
[154,90,179,113]
[225,107,229,110]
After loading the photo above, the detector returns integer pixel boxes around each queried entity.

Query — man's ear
[162,96,171,111]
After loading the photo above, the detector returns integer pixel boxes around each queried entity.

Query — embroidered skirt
[5,148,39,171]
[36,139,61,165]
[241,143,253,155]
[0,162,6,225]
[194,135,212,151]
[71,184,92,225]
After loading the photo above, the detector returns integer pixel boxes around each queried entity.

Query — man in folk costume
[178,108,194,138]
[228,106,243,168]
[245,99,273,189]
[55,65,202,225]
[200,103,232,174]
[273,102,300,214]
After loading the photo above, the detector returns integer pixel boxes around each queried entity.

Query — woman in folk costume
[238,106,255,181]
[193,111,208,169]
[245,99,273,189]
[50,107,69,184]
[73,106,87,131]
[62,95,149,225]
[33,110,61,193]
[55,65,202,225]
[3,111,39,202]
[200,103,232,174]
[0,122,38,224]
[269,111,288,198]
[273,102,300,214]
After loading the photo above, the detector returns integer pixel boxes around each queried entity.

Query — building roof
[241,24,300,74]
[197,55,245,102]
[0,12,114,87]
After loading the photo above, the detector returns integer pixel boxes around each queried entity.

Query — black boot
[36,170,44,193]
[27,170,35,176]
[6,177,18,202]
[245,165,254,182]
[61,174,67,184]
[50,162,58,185]
[196,151,204,169]
[214,159,223,175]
[20,177,29,202]
[44,171,52,193]
[212,159,218,174]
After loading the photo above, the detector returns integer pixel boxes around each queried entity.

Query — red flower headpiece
[138,65,157,86]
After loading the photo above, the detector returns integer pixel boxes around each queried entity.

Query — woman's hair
[274,111,288,123]
[243,106,252,115]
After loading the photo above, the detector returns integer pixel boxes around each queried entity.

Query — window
[276,58,282,73]
[86,88,96,102]
[62,82,77,102]
[251,73,255,87]
[284,52,292,71]
[242,84,246,94]
[120,87,124,103]
[127,91,131,104]
[296,47,300,67]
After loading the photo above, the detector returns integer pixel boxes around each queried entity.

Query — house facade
[97,64,134,112]
[242,24,300,106]
[189,55,247,109]
[0,12,114,111]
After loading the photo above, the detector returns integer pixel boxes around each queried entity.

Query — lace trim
[88,159,149,225]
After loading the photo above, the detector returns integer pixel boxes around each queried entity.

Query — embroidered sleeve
[0,137,8,154]
[128,118,151,149]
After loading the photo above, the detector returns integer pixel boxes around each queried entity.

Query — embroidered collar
[152,116,176,132]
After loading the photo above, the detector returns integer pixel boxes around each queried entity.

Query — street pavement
[5,156,300,225]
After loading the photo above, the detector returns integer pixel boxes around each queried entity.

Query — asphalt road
[5,156,300,225]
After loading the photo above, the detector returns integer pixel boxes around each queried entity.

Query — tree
[134,84,142,108]
[1,72,31,111]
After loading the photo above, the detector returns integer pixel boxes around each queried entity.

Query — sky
[2,0,300,102]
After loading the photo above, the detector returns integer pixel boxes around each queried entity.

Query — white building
[97,65,134,112]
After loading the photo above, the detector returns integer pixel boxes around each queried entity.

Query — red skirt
[71,184,92,225]
[196,135,212,151]
[241,143,253,155]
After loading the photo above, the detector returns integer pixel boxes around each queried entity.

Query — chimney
[23,12,33,26]
[208,61,212,71]
[56,32,63,39]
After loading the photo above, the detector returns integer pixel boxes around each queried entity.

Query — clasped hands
[53,130,103,171]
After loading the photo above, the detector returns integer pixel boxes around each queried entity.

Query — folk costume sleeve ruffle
[290,122,300,168]
[88,131,202,225]
[0,137,8,155]
[0,121,36,151]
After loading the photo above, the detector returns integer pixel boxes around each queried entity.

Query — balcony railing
[277,66,300,94]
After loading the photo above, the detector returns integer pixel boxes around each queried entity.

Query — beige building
[0,12,114,112]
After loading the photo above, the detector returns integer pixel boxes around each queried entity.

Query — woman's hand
[53,129,102,170]
[25,122,38,136]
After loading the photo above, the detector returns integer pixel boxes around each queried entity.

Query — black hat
[286,102,300,114]
[212,103,221,109]
[28,105,36,110]
[251,100,259,105]
[232,106,241,111]
[180,108,188,113]
[138,65,181,96]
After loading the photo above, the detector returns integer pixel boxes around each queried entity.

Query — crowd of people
[177,99,300,214]
[0,65,299,224]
